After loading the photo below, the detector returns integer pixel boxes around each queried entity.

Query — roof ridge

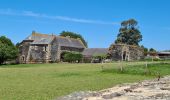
[32,32,53,37]
[86,48,108,49]
[56,35,81,41]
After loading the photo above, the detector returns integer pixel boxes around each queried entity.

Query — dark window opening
[22,56,25,61]
[44,46,47,52]
[123,51,126,61]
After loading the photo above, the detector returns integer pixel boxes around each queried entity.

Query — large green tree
[60,31,88,47]
[115,19,142,45]
[0,36,18,64]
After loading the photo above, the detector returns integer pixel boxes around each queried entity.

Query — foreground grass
[0,62,169,100]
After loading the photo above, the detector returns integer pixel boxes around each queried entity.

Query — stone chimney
[32,30,36,35]
[32,30,36,40]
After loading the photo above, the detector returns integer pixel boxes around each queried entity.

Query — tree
[115,19,142,45]
[149,48,156,52]
[0,36,18,64]
[141,45,148,56]
[60,31,88,47]
[149,48,157,56]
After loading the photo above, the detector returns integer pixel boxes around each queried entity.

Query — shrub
[0,36,18,64]
[63,52,83,63]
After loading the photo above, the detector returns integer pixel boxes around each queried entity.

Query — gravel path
[57,76,170,100]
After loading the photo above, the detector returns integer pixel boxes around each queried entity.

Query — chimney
[32,30,36,40]
[32,30,36,35]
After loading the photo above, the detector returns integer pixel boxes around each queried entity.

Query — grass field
[0,62,170,100]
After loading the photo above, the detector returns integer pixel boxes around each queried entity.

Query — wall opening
[123,51,126,61]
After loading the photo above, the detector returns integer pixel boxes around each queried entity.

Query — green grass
[0,62,170,100]
[102,62,170,76]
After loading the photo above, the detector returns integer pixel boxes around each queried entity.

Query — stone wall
[129,46,144,60]
[19,41,32,63]
[28,45,48,63]
[51,40,58,62]
[109,44,144,61]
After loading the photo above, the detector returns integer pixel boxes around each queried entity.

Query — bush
[63,52,83,63]
[0,36,18,64]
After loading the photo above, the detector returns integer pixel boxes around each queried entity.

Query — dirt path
[57,76,170,100]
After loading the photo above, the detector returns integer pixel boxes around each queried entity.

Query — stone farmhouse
[19,31,108,63]
[19,31,144,63]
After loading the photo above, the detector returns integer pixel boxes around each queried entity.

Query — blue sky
[0,0,169,51]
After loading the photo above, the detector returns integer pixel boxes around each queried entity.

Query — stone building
[19,31,144,63]
[108,44,144,61]
[19,31,86,63]
[157,52,170,59]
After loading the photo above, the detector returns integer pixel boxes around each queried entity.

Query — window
[44,46,47,52]
[22,56,25,61]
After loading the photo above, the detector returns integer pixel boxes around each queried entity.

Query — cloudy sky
[0,0,170,51]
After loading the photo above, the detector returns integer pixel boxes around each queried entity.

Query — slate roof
[24,32,55,45]
[158,52,170,55]
[56,36,85,48]
[82,48,108,57]
[23,32,85,48]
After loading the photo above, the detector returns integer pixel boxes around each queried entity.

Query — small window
[44,46,47,52]
[22,56,25,61]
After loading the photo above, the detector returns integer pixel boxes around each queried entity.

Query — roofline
[85,48,108,49]
[20,40,34,44]
[30,44,48,46]
[77,38,87,48]
[157,52,170,54]
[111,43,140,48]
[60,45,85,49]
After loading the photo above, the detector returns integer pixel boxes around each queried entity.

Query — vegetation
[149,48,157,56]
[102,62,170,76]
[141,45,148,56]
[140,46,157,56]
[115,19,142,45]
[0,62,170,100]
[63,52,83,63]
[60,31,88,47]
[92,53,108,63]
[0,36,18,64]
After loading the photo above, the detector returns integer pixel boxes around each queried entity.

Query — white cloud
[0,9,119,25]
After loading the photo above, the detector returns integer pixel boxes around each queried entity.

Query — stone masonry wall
[19,41,32,63]
[51,41,58,62]
[28,45,48,63]
[109,44,144,61]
